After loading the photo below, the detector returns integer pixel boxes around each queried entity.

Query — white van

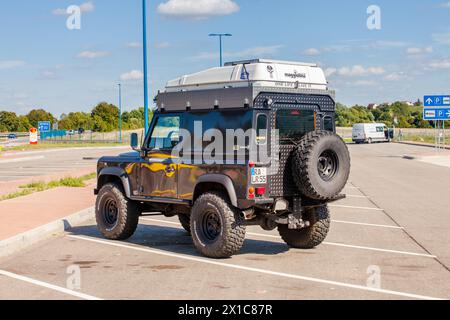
[352,123,393,144]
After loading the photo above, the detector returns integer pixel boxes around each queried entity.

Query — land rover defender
[95,59,351,258]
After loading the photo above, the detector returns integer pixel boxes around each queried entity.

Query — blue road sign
[423,108,450,120]
[38,121,51,132]
[424,95,450,107]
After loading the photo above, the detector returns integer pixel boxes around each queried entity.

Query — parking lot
[1,143,450,300]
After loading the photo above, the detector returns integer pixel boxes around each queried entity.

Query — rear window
[276,109,316,140]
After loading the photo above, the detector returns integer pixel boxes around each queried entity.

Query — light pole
[142,0,149,135]
[118,83,122,143]
[209,33,232,67]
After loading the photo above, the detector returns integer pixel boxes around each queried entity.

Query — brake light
[248,161,256,168]
[256,187,266,195]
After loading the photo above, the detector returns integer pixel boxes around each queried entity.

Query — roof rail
[224,59,317,68]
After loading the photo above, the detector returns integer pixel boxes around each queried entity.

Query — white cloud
[52,2,95,15]
[406,46,433,55]
[429,60,450,69]
[40,70,58,79]
[440,2,450,8]
[192,45,284,61]
[352,80,377,86]
[324,68,337,77]
[126,42,142,49]
[304,48,320,56]
[432,32,450,44]
[155,42,171,49]
[120,70,144,81]
[0,60,25,70]
[335,65,385,77]
[158,0,239,19]
[77,51,110,59]
[384,72,406,81]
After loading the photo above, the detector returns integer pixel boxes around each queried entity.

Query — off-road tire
[278,206,330,249]
[292,130,350,201]
[96,183,140,240]
[191,192,246,259]
[178,214,191,234]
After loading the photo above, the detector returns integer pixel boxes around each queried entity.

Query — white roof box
[165,59,328,92]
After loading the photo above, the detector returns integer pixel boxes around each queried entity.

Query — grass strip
[1,173,96,202]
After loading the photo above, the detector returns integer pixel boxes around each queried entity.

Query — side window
[376,126,384,133]
[256,114,268,145]
[148,116,181,150]
[324,116,334,132]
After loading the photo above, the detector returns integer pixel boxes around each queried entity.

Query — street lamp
[118,83,123,144]
[209,33,232,67]
[142,0,149,135]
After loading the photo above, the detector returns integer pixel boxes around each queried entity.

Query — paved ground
[0,143,449,300]
[0,147,128,182]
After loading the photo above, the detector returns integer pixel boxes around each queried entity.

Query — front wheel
[278,206,331,249]
[191,192,246,258]
[95,183,140,240]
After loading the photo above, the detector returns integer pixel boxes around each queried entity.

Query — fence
[337,127,450,143]
[39,129,145,144]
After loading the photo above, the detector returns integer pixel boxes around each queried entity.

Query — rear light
[248,161,256,168]
[256,187,266,196]
[248,187,255,200]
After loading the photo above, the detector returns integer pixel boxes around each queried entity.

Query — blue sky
[1,0,450,116]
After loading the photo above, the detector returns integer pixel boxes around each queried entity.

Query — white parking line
[332,220,404,230]
[345,195,368,199]
[244,232,436,258]
[67,235,442,300]
[0,156,45,164]
[0,270,102,300]
[141,218,434,258]
[329,205,384,211]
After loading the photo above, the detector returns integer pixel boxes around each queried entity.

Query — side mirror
[130,133,139,150]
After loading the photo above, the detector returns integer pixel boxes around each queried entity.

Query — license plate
[251,168,267,185]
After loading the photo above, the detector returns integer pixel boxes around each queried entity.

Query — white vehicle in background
[352,123,393,144]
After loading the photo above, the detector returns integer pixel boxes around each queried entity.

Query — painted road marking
[143,217,402,230]
[67,235,442,300]
[244,232,436,258]
[329,205,384,211]
[0,270,102,300]
[0,156,45,164]
[332,220,404,230]
[344,195,368,199]
[140,218,433,258]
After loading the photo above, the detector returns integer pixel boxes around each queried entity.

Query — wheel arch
[193,174,238,207]
[98,167,132,198]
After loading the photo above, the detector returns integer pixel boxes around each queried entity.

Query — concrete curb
[397,141,450,150]
[0,207,95,259]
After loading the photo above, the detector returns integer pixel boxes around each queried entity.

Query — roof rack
[224,59,317,67]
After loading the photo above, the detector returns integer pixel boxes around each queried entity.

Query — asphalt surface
[1,143,450,300]
[0,147,128,182]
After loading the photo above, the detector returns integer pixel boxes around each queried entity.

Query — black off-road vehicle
[95,59,350,258]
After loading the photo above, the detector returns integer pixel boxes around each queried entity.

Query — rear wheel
[178,214,191,234]
[95,183,140,240]
[191,192,246,258]
[278,206,330,249]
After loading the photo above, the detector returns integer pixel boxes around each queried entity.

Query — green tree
[26,109,56,128]
[91,102,119,132]
[0,111,20,132]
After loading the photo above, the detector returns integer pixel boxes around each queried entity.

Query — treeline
[0,102,152,133]
[335,101,446,128]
